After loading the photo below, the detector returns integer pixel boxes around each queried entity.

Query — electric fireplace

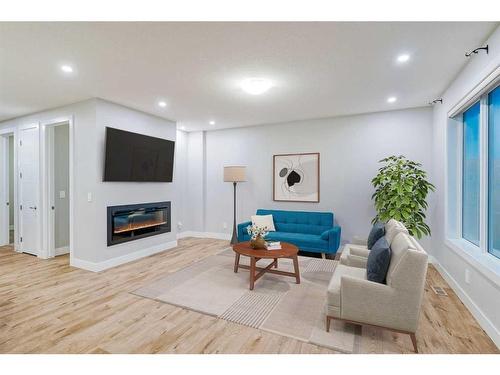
[107,201,171,246]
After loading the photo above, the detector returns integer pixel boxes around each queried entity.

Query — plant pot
[250,236,266,249]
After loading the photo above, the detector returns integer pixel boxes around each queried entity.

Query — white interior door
[0,136,8,246]
[19,125,40,255]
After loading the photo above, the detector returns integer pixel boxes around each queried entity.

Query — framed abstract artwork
[273,152,320,202]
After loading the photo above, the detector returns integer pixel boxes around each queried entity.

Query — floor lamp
[224,166,247,245]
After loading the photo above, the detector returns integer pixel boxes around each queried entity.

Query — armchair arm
[344,254,368,268]
[340,276,418,333]
[352,236,368,246]
[237,221,252,242]
[350,247,370,258]
[326,226,341,253]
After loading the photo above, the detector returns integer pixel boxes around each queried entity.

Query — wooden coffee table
[232,241,300,290]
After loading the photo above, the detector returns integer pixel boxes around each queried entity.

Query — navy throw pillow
[366,236,391,284]
[367,221,385,249]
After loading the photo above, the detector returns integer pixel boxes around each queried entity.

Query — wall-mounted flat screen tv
[104,127,175,182]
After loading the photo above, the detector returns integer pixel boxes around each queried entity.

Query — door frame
[18,122,41,256]
[40,116,74,259]
[0,127,17,248]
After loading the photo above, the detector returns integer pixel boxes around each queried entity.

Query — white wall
[181,107,434,249]
[54,124,69,249]
[0,98,178,270]
[431,26,500,347]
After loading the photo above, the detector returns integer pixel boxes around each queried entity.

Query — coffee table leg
[249,257,256,290]
[274,258,278,268]
[234,253,240,273]
[292,255,300,284]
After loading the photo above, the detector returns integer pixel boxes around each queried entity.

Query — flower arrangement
[246,224,269,249]
[246,224,269,240]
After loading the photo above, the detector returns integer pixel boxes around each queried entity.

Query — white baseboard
[177,231,231,240]
[430,256,500,348]
[70,240,178,272]
[55,246,69,256]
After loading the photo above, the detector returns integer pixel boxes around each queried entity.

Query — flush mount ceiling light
[60,64,74,73]
[387,96,397,103]
[396,54,410,63]
[158,101,167,108]
[209,120,215,125]
[241,78,273,95]
[179,126,186,130]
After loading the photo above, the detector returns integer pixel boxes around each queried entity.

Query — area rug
[132,249,378,353]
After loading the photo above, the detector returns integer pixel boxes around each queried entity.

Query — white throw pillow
[251,214,276,231]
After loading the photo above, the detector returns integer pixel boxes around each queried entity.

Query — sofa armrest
[326,226,341,253]
[237,221,252,242]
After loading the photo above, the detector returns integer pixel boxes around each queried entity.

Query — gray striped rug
[220,292,283,328]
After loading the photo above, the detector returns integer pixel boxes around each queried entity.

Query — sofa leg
[409,333,418,353]
[321,253,326,259]
[326,316,331,332]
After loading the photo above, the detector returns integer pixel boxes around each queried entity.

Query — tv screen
[104,127,175,182]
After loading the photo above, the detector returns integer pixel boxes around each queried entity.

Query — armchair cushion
[367,221,385,249]
[366,236,391,283]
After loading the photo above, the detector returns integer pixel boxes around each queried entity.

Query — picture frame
[273,152,320,202]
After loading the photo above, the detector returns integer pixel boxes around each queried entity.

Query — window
[462,102,480,245]
[449,82,500,261]
[489,86,500,259]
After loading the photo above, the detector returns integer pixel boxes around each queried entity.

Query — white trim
[177,231,231,240]
[445,239,500,287]
[40,116,74,261]
[55,246,69,256]
[70,240,178,272]
[431,255,500,349]
[448,65,500,118]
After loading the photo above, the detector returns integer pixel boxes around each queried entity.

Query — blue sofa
[237,209,341,255]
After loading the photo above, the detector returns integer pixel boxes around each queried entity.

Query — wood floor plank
[0,239,497,354]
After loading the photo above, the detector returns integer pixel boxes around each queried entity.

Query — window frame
[446,66,500,270]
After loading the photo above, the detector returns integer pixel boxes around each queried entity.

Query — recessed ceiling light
[241,78,273,95]
[180,126,186,130]
[60,65,73,73]
[209,120,215,125]
[396,54,410,63]
[387,96,397,103]
[158,101,167,108]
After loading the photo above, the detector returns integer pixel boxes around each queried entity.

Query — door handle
[29,206,37,210]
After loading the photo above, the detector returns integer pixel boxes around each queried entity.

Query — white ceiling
[0,22,497,131]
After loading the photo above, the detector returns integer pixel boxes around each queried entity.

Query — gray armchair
[326,231,428,353]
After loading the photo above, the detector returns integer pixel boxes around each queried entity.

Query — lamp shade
[224,166,246,182]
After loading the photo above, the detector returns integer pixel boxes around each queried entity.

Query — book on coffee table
[265,241,282,250]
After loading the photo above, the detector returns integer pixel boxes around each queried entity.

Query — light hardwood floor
[0,237,497,354]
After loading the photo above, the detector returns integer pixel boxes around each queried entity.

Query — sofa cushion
[251,214,276,231]
[265,231,328,250]
[366,236,391,283]
[367,221,385,249]
[327,264,367,307]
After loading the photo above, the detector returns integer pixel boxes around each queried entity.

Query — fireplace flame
[114,220,167,234]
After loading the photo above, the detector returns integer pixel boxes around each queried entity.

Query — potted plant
[371,155,435,239]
